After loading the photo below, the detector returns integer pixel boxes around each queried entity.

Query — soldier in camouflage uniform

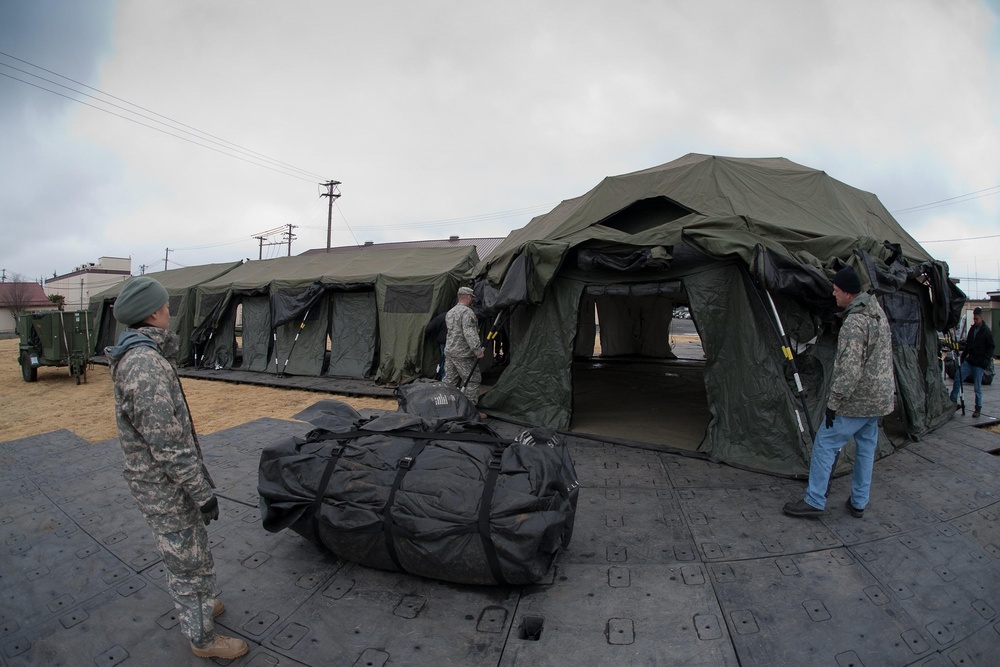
[443,286,485,403]
[106,277,248,660]
[784,266,895,519]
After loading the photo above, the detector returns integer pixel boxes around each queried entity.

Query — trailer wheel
[20,352,37,383]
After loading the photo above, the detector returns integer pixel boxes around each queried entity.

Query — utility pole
[139,264,148,275]
[251,225,293,259]
[284,224,297,257]
[320,180,342,252]
[164,248,172,271]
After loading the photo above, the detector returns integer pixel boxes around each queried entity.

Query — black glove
[825,408,836,429]
[200,496,219,525]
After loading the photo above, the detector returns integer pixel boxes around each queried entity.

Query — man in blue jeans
[783,266,896,519]
[950,307,995,418]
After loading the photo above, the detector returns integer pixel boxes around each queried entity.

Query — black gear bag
[257,386,578,585]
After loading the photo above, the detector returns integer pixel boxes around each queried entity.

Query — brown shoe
[972,406,981,418]
[191,634,248,660]
[212,599,224,618]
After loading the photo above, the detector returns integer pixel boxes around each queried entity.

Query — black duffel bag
[258,391,578,586]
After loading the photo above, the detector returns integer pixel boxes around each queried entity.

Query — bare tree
[0,272,38,327]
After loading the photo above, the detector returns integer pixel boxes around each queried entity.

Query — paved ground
[2,382,999,665]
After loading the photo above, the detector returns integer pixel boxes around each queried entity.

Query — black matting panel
[907,435,1000,490]
[189,507,343,642]
[877,450,995,521]
[563,486,695,565]
[661,455,796,490]
[912,619,1000,665]
[4,392,1000,666]
[570,441,668,489]
[677,485,839,560]
[268,561,519,667]
[946,502,1000,559]
[1,574,261,667]
[820,474,940,544]
[499,562,739,667]
[849,526,1000,651]
[711,549,934,666]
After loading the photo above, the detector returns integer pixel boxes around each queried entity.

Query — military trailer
[17,309,94,384]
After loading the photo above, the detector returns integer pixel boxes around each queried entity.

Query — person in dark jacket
[951,307,995,418]
[106,277,247,660]
[784,266,896,519]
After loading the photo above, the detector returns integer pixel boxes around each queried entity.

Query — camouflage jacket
[444,303,483,359]
[828,293,896,417]
[107,326,215,533]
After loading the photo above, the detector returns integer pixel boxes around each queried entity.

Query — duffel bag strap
[478,444,508,585]
[383,439,430,573]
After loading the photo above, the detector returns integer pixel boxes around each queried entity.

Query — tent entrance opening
[570,291,710,450]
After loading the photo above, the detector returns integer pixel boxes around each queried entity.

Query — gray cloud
[2,0,998,298]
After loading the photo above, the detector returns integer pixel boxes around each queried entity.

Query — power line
[0,54,327,183]
[917,233,1000,244]
[892,185,1000,215]
[0,51,327,182]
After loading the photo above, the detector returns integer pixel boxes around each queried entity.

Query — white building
[45,257,132,311]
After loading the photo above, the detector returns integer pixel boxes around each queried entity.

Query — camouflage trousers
[152,523,218,647]
[444,355,481,404]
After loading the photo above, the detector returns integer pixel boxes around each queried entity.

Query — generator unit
[17,309,94,384]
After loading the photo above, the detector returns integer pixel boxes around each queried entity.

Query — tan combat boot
[191,634,248,660]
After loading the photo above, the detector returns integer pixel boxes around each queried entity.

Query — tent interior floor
[570,357,709,451]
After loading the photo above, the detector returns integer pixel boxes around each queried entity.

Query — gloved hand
[200,496,219,525]
[825,408,836,429]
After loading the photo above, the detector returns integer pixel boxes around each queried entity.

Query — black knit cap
[832,266,861,294]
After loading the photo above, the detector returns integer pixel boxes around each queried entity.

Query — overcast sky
[1,1,998,298]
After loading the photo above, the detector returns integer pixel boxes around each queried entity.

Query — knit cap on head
[113,277,169,325]
[832,266,862,295]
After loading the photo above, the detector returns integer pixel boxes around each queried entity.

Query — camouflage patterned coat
[444,303,483,359]
[828,292,896,418]
[107,326,215,533]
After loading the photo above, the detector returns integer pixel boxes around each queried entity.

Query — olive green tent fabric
[241,296,271,372]
[325,292,377,378]
[193,245,478,384]
[89,261,243,364]
[475,154,961,477]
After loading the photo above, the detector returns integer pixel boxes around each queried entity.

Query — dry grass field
[0,336,395,444]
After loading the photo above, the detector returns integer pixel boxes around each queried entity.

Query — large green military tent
[192,245,478,384]
[89,261,243,364]
[474,154,964,477]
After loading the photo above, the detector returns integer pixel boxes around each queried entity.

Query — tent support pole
[763,289,817,442]
[271,329,280,376]
[277,306,312,378]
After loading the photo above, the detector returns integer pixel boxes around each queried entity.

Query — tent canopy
[474,154,962,477]
[89,261,243,363]
[194,245,478,383]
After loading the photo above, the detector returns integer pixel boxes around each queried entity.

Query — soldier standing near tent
[106,277,248,660]
[950,307,994,419]
[444,286,485,403]
[783,266,895,519]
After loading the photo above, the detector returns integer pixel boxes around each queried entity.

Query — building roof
[0,282,52,308]
[301,237,505,262]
